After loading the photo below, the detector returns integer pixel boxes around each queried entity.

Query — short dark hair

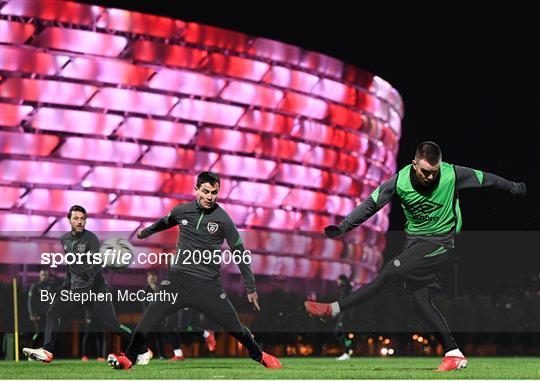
[67,205,87,219]
[146,271,157,277]
[196,171,220,188]
[415,141,442,165]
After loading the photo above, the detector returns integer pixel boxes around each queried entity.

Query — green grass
[0,357,538,379]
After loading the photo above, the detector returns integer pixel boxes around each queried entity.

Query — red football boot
[436,356,467,371]
[205,330,216,352]
[260,352,283,369]
[107,353,133,370]
[304,301,333,317]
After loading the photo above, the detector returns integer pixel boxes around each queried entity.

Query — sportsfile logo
[405,199,442,221]
[40,249,252,267]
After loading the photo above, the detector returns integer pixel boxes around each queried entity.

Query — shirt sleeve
[59,237,71,289]
[222,213,256,294]
[454,165,515,192]
[88,232,101,253]
[140,207,179,238]
[338,175,397,232]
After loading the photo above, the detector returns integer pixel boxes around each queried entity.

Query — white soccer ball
[100,238,134,270]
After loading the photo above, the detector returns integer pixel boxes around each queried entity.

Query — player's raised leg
[305,257,402,318]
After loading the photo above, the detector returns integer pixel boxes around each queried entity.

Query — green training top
[396,162,462,235]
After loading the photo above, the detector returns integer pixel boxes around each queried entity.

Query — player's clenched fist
[324,225,344,238]
[510,182,526,197]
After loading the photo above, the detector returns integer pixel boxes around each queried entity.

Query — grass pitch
[0,357,538,379]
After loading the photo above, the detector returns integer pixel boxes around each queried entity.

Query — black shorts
[393,238,452,293]
[159,272,228,308]
[152,272,245,334]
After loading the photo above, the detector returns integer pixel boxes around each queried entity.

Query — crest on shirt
[77,243,86,252]
[181,219,188,226]
[207,222,219,234]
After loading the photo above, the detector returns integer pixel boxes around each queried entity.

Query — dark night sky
[79,2,539,232]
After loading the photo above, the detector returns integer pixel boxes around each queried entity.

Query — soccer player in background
[140,271,166,360]
[22,205,151,364]
[107,172,282,370]
[305,141,527,371]
[165,308,216,361]
[27,269,56,348]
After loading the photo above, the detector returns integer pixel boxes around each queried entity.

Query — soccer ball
[100,238,135,270]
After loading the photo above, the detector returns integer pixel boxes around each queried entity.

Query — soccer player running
[304,142,526,371]
[107,172,282,370]
[23,205,151,364]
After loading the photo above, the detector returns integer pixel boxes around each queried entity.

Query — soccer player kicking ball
[304,142,526,371]
[107,172,282,370]
[23,205,152,365]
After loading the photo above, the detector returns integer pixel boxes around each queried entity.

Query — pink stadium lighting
[0,0,402,286]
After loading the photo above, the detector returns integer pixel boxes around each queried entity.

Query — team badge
[220,293,226,299]
[393,259,401,267]
[77,244,86,252]
[161,280,170,286]
[207,222,219,234]
[181,219,188,226]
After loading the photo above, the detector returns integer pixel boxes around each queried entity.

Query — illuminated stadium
[2,2,536,378]
[0,0,403,291]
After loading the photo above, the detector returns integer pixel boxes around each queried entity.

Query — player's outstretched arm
[236,253,258,307]
[136,209,178,239]
[454,165,526,197]
[324,175,397,238]
[235,248,258,310]
[223,213,258,308]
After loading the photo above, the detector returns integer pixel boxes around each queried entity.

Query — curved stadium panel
[0,0,403,291]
